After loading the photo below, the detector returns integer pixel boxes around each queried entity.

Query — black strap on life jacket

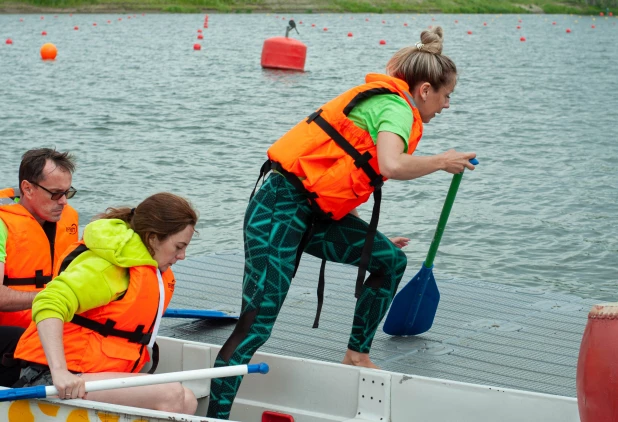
[3,271,51,288]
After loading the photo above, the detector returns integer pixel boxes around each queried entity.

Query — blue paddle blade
[163,308,239,320]
[383,264,439,336]
[406,271,440,335]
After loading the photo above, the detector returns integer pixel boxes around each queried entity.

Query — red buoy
[379,39,386,45]
[566,28,571,33]
[261,36,306,71]
[42,31,47,36]
[467,30,473,35]
[577,303,618,422]
[6,38,13,45]
[348,32,353,37]
[198,34,204,39]
[193,43,201,50]
[520,37,526,41]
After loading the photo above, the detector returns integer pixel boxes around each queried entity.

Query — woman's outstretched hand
[389,237,410,249]
[440,149,477,174]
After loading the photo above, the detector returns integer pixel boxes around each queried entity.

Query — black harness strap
[312,259,327,328]
[3,271,51,288]
[70,314,152,345]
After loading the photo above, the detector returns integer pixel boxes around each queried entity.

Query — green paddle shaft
[424,172,464,268]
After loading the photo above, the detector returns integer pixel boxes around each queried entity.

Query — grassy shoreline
[0,0,611,15]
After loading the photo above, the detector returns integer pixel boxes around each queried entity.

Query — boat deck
[160,251,596,398]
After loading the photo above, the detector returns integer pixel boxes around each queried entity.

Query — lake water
[1,12,616,301]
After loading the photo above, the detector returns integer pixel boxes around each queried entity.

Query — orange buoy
[40,43,57,60]
[42,31,47,36]
[379,39,386,45]
[261,19,306,71]
[348,32,353,37]
[6,38,13,45]
[566,28,571,33]
[197,34,203,39]
[577,303,618,422]
[193,43,201,50]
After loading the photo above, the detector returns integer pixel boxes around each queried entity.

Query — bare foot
[342,349,380,369]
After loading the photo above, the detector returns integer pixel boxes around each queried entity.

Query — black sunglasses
[30,181,77,200]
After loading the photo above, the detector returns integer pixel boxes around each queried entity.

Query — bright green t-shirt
[347,94,413,153]
[0,219,7,263]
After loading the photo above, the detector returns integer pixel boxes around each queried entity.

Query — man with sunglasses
[0,148,78,386]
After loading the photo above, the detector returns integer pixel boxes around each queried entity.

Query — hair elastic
[415,41,424,51]
[130,208,136,216]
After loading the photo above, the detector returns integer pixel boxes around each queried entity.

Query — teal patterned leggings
[207,172,407,419]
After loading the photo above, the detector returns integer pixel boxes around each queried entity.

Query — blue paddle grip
[469,158,479,165]
[247,363,269,374]
[0,385,46,402]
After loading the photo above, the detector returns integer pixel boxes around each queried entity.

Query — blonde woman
[208,27,476,420]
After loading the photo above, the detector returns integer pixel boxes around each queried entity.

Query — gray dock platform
[160,251,597,398]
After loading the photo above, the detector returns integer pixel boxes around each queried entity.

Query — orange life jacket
[0,187,79,328]
[267,73,423,220]
[15,242,175,374]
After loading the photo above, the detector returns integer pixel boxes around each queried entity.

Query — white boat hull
[0,336,579,422]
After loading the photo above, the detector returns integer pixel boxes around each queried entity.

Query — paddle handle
[0,363,269,402]
[163,308,239,319]
[424,158,478,268]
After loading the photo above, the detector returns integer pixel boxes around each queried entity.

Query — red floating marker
[577,303,618,422]
[93,23,97,26]
[552,21,556,25]
[19,18,23,22]
[467,30,473,35]
[382,20,385,24]
[520,37,526,41]
[118,18,122,21]
[311,24,315,27]
[193,43,201,50]
[455,20,458,23]
[323,27,328,31]
[609,12,613,16]
[348,32,353,37]
[40,16,44,20]
[299,21,303,24]
[379,39,386,45]
[197,34,204,39]
[128,16,131,19]
[404,23,408,26]
[42,31,47,36]
[483,22,487,26]
[518,19,522,22]
[198,29,202,33]
[591,24,596,28]
[517,25,521,29]
[261,36,307,71]
[600,12,604,16]
[74,26,79,30]
[6,38,13,45]
[566,28,571,33]
[365,18,369,21]
[107,20,111,24]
